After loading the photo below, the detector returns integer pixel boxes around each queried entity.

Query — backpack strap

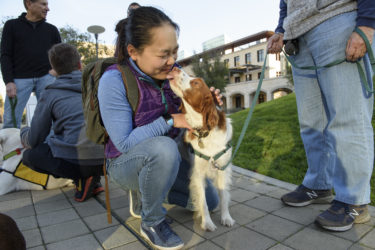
[116,64,139,113]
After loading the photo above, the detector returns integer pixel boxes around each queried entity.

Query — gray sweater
[283,0,357,40]
[21,70,104,165]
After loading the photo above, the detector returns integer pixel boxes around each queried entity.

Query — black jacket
[0,13,61,84]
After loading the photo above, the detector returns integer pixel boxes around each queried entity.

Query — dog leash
[9,96,18,128]
[221,28,374,171]
[195,52,268,171]
[283,27,375,93]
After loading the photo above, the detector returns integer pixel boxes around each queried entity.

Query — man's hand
[209,87,223,106]
[346,26,374,62]
[267,33,284,54]
[6,82,17,98]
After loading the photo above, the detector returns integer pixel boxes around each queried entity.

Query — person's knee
[149,137,181,172]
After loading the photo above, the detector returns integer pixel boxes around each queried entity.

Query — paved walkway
[1,166,375,250]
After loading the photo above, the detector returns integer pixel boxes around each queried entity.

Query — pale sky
[0,0,280,98]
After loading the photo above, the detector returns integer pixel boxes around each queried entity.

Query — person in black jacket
[0,0,61,128]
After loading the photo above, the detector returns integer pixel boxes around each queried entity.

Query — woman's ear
[127,44,138,61]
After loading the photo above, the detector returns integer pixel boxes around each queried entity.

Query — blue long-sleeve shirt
[275,0,375,34]
[98,67,172,154]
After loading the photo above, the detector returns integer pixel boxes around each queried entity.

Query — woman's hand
[171,113,192,130]
[209,87,223,106]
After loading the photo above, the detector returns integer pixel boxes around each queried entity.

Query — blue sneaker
[281,184,333,207]
[129,190,141,219]
[315,200,370,232]
[141,219,184,250]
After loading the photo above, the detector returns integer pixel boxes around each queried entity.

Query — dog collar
[193,142,232,171]
[192,128,210,148]
[3,148,23,161]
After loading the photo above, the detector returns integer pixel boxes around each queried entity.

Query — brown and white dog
[0,128,72,196]
[167,67,235,231]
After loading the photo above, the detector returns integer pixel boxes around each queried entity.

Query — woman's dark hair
[115,6,179,63]
[127,2,140,16]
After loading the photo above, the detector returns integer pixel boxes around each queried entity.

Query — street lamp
[87,25,105,60]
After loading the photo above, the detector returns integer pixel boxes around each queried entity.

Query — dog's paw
[201,220,217,231]
[221,215,235,227]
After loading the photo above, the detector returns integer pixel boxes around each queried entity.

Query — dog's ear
[179,102,186,114]
[202,95,219,130]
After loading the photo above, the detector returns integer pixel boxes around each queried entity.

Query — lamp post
[87,25,105,60]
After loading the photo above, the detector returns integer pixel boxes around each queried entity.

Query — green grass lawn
[230,93,375,206]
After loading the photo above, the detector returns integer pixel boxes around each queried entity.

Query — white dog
[167,67,235,231]
[0,128,72,196]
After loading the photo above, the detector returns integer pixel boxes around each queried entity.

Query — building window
[276,71,282,77]
[235,76,241,83]
[258,72,262,79]
[224,59,229,68]
[245,53,251,64]
[234,56,240,67]
[246,74,252,81]
[257,49,264,62]
[276,53,280,61]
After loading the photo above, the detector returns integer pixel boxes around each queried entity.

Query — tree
[59,25,114,65]
[191,52,229,91]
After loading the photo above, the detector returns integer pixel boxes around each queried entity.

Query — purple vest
[104,62,181,158]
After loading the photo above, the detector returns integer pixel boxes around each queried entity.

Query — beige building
[178,31,293,112]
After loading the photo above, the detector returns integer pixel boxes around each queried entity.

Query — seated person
[20,43,104,202]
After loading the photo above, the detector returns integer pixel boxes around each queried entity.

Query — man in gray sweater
[21,43,104,202]
[268,0,375,232]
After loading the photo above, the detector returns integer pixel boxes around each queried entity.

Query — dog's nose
[171,67,181,73]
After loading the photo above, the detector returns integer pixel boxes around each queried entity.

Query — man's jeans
[292,11,374,205]
[106,135,219,227]
[3,73,55,128]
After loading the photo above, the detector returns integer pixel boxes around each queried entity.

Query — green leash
[284,27,375,93]
[200,53,268,171]
[194,28,374,170]
[9,96,18,128]
[354,27,375,93]
[227,52,268,169]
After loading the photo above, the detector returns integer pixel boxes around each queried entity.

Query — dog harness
[192,142,232,171]
[0,147,49,188]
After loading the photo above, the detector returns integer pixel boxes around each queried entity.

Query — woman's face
[129,24,179,81]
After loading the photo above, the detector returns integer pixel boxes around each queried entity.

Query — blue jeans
[106,135,219,227]
[3,73,55,128]
[292,11,374,205]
